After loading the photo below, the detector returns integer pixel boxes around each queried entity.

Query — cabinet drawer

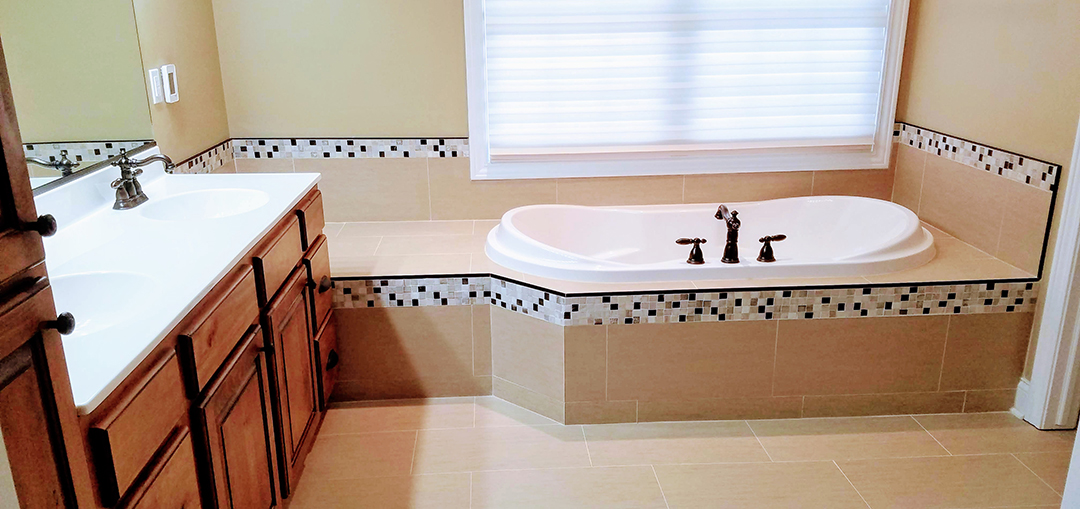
[315,316,339,409]
[88,351,188,506]
[119,428,201,509]
[303,235,332,329]
[178,265,259,392]
[253,215,304,307]
[296,188,324,250]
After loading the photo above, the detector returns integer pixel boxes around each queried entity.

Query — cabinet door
[263,268,319,497]
[118,428,201,509]
[193,326,279,509]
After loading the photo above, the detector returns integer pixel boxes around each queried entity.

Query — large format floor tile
[747,416,950,461]
[321,398,476,435]
[914,413,1074,454]
[288,473,471,509]
[411,424,592,473]
[1013,451,1073,494]
[583,421,771,466]
[472,466,668,509]
[654,461,868,508]
[838,455,1061,508]
[473,395,559,427]
[303,431,418,480]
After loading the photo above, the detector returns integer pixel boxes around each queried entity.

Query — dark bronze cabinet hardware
[325,350,339,370]
[43,312,75,335]
[318,276,334,293]
[675,238,707,265]
[715,204,741,264]
[19,214,57,237]
[757,234,787,263]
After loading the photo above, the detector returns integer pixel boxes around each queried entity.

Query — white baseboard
[1012,378,1032,419]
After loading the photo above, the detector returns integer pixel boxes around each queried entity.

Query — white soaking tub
[485,196,935,283]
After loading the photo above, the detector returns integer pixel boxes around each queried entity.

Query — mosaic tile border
[333,276,1039,327]
[174,140,234,175]
[23,140,152,165]
[232,138,469,160]
[893,122,1059,192]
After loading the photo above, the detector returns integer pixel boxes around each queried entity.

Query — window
[464,0,909,179]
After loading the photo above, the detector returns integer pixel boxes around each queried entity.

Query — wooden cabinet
[117,429,201,509]
[192,326,278,509]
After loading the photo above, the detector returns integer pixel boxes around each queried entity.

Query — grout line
[469,472,474,509]
[937,317,951,391]
[1010,452,1064,496]
[745,421,775,462]
[680,176,686,203]
[651,465,672,509]
[581,426,593,466]
[604,325,610,402]
[409,430,419,475]
[800,396,806,418]
[472,396,477,428]
[911,415,953,455]
[915,151,927,215]
[371,236,385,256]
[961,391,968,413]
[809,171,817,195]
[833,460,873,509]
[554,180,560,203]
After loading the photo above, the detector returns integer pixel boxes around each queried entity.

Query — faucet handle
[132,168,143,177]
[759,234,787,243]
[757,234,786,263]
[676,238,707,265]
[110,177,124,189]
[676,238,707,246]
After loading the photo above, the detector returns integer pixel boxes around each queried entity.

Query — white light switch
[148,68,164,104]
[161,64,179,104]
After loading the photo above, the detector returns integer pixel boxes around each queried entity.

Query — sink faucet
[109,148,176,210]
[26,150,80,176]
[715,204,741,264]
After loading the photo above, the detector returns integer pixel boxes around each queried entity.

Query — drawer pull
[20,214,57,237]
[325,350,339,370]
[43,312,75,335]
[317,276,334,294]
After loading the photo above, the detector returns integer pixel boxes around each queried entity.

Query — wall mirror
[0,0,154,190]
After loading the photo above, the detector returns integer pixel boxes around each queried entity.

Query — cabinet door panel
[119,429,201,509]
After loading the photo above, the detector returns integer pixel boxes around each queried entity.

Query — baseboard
[1012,378,1032,419]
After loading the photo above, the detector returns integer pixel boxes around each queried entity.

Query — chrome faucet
[26,150,80,176]
[715,204,741,264]
[109,148,176,210]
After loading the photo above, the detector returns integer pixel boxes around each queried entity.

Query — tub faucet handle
[676,238,707,265]
[757,234,787,263]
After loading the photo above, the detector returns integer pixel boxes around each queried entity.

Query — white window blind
[465,0,907,179]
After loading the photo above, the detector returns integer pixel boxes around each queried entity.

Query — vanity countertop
[35,150,319,414]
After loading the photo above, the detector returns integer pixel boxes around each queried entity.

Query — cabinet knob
[318,276,334,294]
[43,312,76,335]
[325,350,339,370]
[21,214,58,237]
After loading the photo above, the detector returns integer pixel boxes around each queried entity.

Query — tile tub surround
[172,139,234,175]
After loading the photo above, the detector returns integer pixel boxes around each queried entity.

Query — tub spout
[715,205,741,264]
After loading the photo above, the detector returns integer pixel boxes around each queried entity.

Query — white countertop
[35,150,319,414]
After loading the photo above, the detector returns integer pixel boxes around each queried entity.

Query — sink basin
[51,271,157,338]
[139,189,270,221]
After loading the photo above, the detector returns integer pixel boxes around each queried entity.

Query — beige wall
[133,0,231,161]
[0,0,152,143]
[211,0,468,138]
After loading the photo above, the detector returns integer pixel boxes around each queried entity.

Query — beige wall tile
[655,462,867,508]
[914,413,1073,454]
[940,313,1033,391]
[637,397,802,422]
[289,473,471,509]
[748,416,949,461]
[996,183,1053,274]
[838,455,1062,508]
[919,155,1010,254]
[472,305,492,376]
[320,399,475,435]
[812,168,895,201]
[473,220,501,235]
[555,176,683,206]
[683,171,814,204]
[374,234,487,255]
[428,158,557,219]
[235,158,293,173]
[339,221,475,237]
[490,307,564,401]
[211,161,237,174]
[412,425,591,473]
[333,307,481,400]
[295,158,430,222]
[890,143,927,212]
[802,392,965,418]
[564,401,637,425]
[863,255,1031,284]
[963,389,1017,413]
[473,395,559,428]
[329,254,472,278]
[326,231,381,259]
[491,376,564,423]
[774,316,949,396]
[606,321,776,401]
[303,431,417,480]
[473,466,667,509]
[1014,451,1072,494]
[583,421,770,465]
[564,326,607,403]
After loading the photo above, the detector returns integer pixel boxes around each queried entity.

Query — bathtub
[485,196,935,283]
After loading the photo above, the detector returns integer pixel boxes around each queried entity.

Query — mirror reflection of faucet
[26,149,80,176]
[109,148,176,210]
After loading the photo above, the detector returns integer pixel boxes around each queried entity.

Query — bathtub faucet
[715,205,741,264]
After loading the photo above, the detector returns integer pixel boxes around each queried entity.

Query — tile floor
[323,220,1033,293]
[290,397,1073,508]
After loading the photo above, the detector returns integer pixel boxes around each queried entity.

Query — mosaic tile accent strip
[333,277,490,308]
[894,123,1059,191]
[23,140,151,164]
[333,276,1039,327]
[232,138,469,159]
[174,140,234,175]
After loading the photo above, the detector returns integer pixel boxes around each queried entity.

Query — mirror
[0,0,154,189]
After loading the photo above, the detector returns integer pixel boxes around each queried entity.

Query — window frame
[464,0,911,180]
